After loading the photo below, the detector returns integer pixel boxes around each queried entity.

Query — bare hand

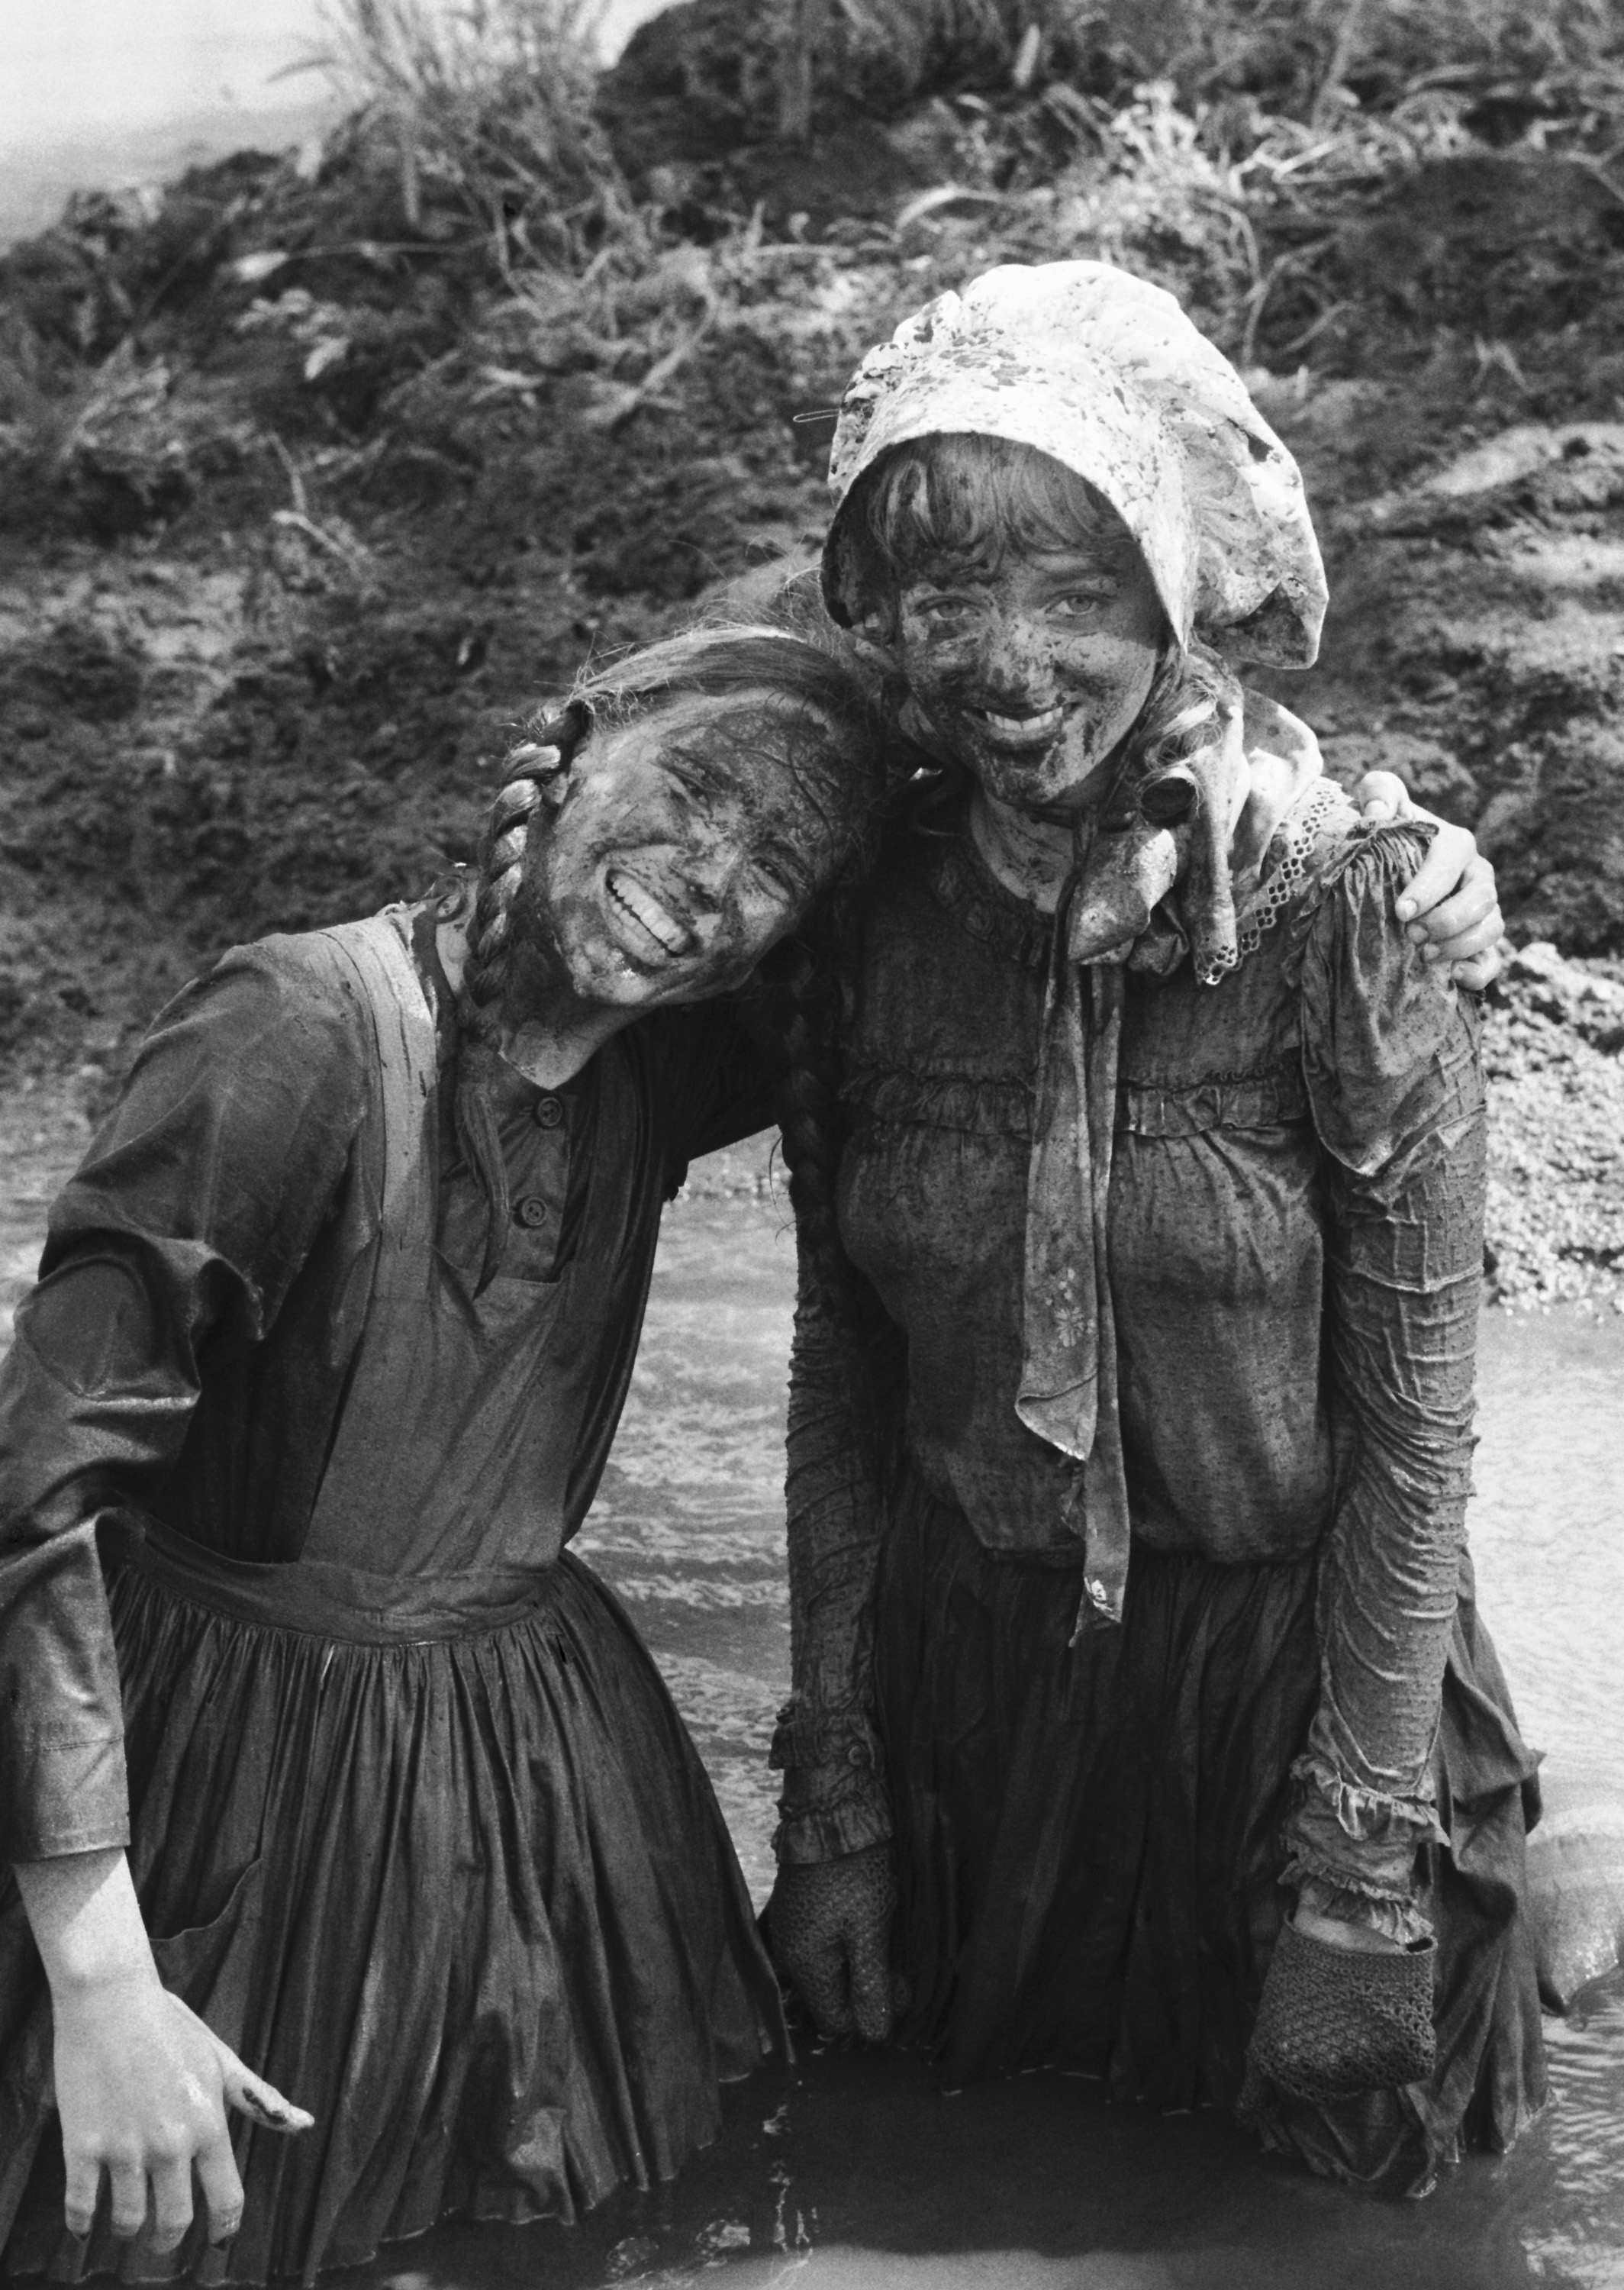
[766,1846,897,2043]
[1353,771,1506,990]
[53,1973,311,2249]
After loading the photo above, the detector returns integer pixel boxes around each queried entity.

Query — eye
[754,860,800,902]
[1048,587,1116,621]
[911,591,976,631]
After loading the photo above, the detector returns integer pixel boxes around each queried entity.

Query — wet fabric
[0,1555,776,2282]
[0,907,769,1858]
[1011,700,1322,1613]
[779,800,1497,1947]
[1013,915,1129,1626]
[872,1471,1546,2194]
[823,261,1328,669]
[0,903,782,2279]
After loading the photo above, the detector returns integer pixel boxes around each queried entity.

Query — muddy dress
[774,798,1546,2193]
[0,903,783,2285]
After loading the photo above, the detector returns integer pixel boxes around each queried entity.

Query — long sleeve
[0,940,372,1864]
[1282,828,1486,1943]
[770,1239,894,1865]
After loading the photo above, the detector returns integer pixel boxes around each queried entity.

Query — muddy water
[2,1147,1622,2288]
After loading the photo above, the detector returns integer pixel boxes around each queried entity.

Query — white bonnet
[823,260,1328,670]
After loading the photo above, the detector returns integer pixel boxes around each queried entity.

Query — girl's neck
[436,914,632,1089]
[967,789,1078,914]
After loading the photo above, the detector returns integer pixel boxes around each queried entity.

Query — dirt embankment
[1,5,1621,1304]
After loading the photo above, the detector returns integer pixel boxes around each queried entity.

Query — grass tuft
[306,0,636,269]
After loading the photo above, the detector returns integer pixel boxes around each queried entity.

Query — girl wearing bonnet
[764,262,1543,2192]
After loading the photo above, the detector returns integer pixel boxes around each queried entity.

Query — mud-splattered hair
[447,621,888,1292]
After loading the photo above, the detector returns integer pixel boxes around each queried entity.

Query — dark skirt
[873,1469,1547,2194]
[0,1551,782,2285]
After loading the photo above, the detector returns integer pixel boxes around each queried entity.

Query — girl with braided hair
[0,624,887,2283]
[762,263,1545,2197]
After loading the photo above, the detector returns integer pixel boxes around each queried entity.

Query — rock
[1506,942,1624,1050]
[1527,1802,1624,2011]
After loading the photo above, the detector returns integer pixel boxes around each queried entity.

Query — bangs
[871,433,1136,575]
[828,432,1143,632]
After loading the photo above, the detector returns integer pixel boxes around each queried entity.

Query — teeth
[976,705,1065,743]
[606,869,691,956]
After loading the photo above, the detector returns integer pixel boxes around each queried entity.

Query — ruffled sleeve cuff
[769,1698,894,1866]
[1280,1753,1444,1947]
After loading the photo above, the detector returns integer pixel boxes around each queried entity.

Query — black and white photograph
[0,2,1620,2285]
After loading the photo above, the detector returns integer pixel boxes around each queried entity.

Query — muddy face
[511,689,846,1013]
[894,534,1167,818]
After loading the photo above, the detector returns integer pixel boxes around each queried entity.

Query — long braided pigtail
[454,710,583,1293]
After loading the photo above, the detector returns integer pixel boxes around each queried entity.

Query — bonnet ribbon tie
[1015,827,1133,1636]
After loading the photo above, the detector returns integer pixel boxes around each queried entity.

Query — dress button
[533,1095,564,1130]
[514,1196,549,1230]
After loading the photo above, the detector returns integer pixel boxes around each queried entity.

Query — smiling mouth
[604,868,695,960]
[968,702,1066,751]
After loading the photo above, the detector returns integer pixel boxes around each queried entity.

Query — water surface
[2,1150,1620,2288]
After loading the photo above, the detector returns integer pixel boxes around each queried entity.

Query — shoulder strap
[315,909,440,1237]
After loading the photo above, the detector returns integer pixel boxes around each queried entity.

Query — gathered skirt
[0,1550,782,2285]
[873,1469,1547,2194]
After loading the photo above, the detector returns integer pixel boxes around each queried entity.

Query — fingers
[62,2150,101,2240]
[218,2050,314,2137]
[846,1922,895,2045]
[1448,941,1506,993]
[182,2002,311,2135]
[1353,769,1410,826]
[1394,828,1487,932]
[108,2156,149,2242]
[148,2154,196,2254]
[194,2132,246,2247]
[1418,905,1503,964]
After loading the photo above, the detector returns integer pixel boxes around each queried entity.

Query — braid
[453,716,582,1294]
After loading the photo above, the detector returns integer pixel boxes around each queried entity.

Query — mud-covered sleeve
[769,1236,894,1866]
[0,940,372,1863]
[1283,826,1486,1944]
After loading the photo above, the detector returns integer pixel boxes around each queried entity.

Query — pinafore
[0,911,782,2285]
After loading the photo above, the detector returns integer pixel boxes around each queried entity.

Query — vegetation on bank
[0,0,1620,1299]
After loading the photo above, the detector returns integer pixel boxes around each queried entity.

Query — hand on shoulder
[1352,772,1505,990]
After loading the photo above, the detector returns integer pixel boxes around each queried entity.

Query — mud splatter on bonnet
[823,262,1338,1631]
[823,258,1328,668]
